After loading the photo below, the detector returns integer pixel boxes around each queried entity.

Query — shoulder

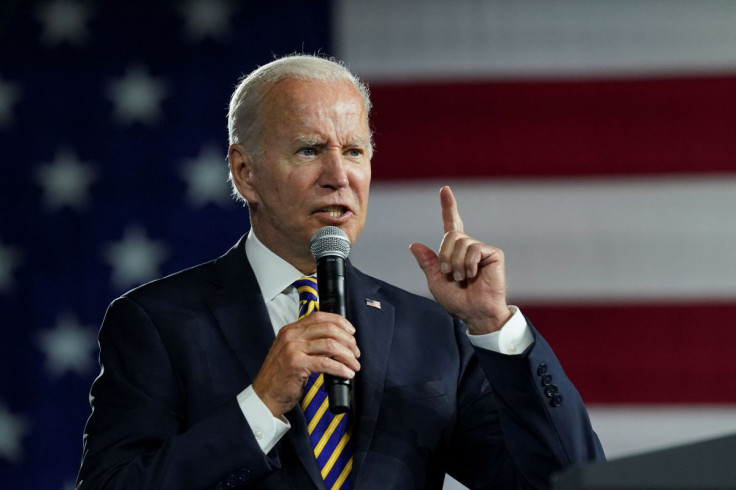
[116,237,248,312]
[103,261,219,325]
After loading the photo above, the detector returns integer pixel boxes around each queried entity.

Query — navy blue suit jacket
[78,237,603,489]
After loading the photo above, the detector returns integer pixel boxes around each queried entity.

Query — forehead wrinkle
[262,78,371,154]
[292,130,370,149]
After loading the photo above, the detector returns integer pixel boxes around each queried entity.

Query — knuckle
[324,323,340,337]
[306,312,321,323]
[325,338,339,352]
[278,325,297,341]
[467,242,483,258]
[320,356,334,371]
[278,330,292,343]
[456,236,471,247]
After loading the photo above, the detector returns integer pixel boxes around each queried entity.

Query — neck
[250,227,316,275]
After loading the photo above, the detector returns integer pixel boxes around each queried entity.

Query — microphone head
[310,226,351,260]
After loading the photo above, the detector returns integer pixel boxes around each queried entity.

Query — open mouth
[320,205,347,218]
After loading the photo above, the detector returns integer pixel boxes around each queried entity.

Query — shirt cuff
[236,385,290,454]
[466,305,534,355]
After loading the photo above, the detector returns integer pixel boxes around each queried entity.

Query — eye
[299,147,316,157]
[346,148,362,157]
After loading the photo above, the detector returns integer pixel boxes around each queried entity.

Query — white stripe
[351,177,736,302]
[335,0,736,80]
[588,404,736,460]
[442,405,736,489]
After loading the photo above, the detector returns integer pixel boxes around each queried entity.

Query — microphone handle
[316,255,351,414]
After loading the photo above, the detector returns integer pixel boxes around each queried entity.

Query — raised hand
[409,186,512,334]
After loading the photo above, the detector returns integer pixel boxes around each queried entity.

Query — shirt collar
[244,229,310,302]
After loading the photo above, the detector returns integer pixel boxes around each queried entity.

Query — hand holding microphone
[251,226,358,418]
[310,226,353,414]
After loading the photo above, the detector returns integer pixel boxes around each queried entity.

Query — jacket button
[545,384,559,398]
[541,373,553,386]
[551,393,563,407]
[537,363,548,376]
[237,469,250,483]
[225,474,238,487]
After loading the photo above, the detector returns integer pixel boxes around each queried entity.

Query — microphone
[310,226,351,414]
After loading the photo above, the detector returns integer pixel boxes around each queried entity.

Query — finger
[301,312,356,335]
[409,242,440,278]
[311,355,359,380]
[281,317,360,357]
[303,339,361,372]
[449,236,477,281]
[438,230,460,275]
[440,186,464,234]
[300,320,360,355]
[464,242,485,278]
[301,322,360,358]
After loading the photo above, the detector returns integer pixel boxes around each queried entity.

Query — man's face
[233,77,372,270]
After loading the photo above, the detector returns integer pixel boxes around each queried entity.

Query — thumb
[409,242,440,278]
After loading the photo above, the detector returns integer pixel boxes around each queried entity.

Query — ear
[228,144,259,203]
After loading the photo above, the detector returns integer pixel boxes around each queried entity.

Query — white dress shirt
[236,230,533,453]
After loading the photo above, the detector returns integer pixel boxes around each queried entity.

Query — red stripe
[369,76,736,180]
[523,303,736,403]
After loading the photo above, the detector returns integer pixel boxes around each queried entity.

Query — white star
[35,148,97,212]
[0,77,21,128]
[180,0,235,42]
[36,0,93,47]
[103,225,169,290]
[36,313,97,377]
[107,66,169,126]
[0,239,22,294]
[0,404,30,464]
[179,145,231,208]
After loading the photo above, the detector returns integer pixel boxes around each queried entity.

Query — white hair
[227,54,373,203]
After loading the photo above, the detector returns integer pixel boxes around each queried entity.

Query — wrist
[465,306,513,335]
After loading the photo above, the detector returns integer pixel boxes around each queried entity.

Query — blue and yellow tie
[294,276,353,489]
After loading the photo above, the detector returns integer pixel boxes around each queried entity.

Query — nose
[319,150,349,189]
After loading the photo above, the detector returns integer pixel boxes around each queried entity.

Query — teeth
[323,206,345,217]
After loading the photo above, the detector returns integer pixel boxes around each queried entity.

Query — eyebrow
[293,137,370,149]
[293,137,325,148]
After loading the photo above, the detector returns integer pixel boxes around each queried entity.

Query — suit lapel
[204,237,275,384]
[347,263,395,487]
[204,236,324,489]
[203,242,395,488]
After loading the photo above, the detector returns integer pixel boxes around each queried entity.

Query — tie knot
[294,276,319,319]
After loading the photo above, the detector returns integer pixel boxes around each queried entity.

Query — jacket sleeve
[446,318,604,489]
[77,296,279,489]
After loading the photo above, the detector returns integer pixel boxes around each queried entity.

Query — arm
[77,296,276,489]
[410,186,603,488]
[444,316,603,489]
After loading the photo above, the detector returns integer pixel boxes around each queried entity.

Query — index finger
[440,185,464,233]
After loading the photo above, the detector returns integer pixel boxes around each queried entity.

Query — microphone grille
[310,226,351,260]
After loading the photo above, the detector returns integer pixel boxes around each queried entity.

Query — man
[78,55,603,489]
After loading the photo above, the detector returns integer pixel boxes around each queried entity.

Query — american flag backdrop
[2,1,736,489]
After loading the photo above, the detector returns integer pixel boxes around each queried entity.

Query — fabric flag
[0,2,331,488]
[2,2,735,490]
[336,0,736,466]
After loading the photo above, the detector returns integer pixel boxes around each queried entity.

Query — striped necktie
[293,276,353,490]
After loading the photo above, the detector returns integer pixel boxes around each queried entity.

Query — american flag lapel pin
[365,298,382,309]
